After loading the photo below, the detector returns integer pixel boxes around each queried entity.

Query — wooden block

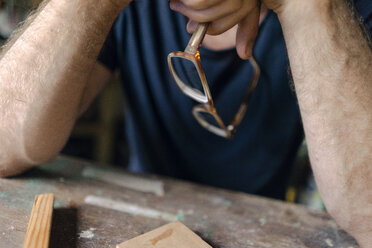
[117,221,212,248]
[23,193,54,248]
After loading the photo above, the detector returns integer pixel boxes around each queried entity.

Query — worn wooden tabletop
[0,156,358,248]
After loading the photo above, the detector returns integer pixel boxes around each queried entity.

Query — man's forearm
[0,0,122,175]
[277,0,372,246]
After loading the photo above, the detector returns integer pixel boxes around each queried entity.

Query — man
[0,0,371,246]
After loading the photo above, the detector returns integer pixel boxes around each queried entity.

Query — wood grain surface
[23,194,54,248]
[117,221,212,248]
[0,156,359,248]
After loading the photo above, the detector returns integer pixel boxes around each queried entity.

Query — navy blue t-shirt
[98,0,372,199]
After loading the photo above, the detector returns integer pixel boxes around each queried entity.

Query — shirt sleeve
[353,0,372,36]
[97,27,118,72]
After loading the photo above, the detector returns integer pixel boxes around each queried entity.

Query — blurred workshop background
[0,0,323,210]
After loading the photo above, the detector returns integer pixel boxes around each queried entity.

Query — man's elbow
[0,153,34,178]
[323,188,372,247]
[0,147,53,178]
[0,132,65,178]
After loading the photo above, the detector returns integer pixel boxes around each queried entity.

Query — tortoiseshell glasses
[168,23,260,139]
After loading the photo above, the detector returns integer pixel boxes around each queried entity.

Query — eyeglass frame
[168,23,260,139]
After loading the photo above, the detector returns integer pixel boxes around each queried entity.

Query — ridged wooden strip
[23,194,54,248]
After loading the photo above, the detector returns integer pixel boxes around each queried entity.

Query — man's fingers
[236,6,260,59]
[172,0,261,59]
[170,0,249,23]
[185,1,256,35]
[207,4,257,35]
[174,0,224,10]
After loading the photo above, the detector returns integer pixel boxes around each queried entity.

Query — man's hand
[169,0,288,59]
[170,0,261,59]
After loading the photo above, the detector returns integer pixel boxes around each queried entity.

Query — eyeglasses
[168,23,260,139]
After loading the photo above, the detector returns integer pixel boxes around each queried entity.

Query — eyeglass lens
[170,57,205,93]
[197,111,220,128]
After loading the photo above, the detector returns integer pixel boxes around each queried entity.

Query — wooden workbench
[0,156,358,247]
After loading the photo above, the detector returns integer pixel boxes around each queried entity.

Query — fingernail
[169,1,179,10]
[187,20,197,33]
[244,44,253,59]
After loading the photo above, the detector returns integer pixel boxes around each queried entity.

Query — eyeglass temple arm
[229,57,261,129]
[184,23,209,54]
